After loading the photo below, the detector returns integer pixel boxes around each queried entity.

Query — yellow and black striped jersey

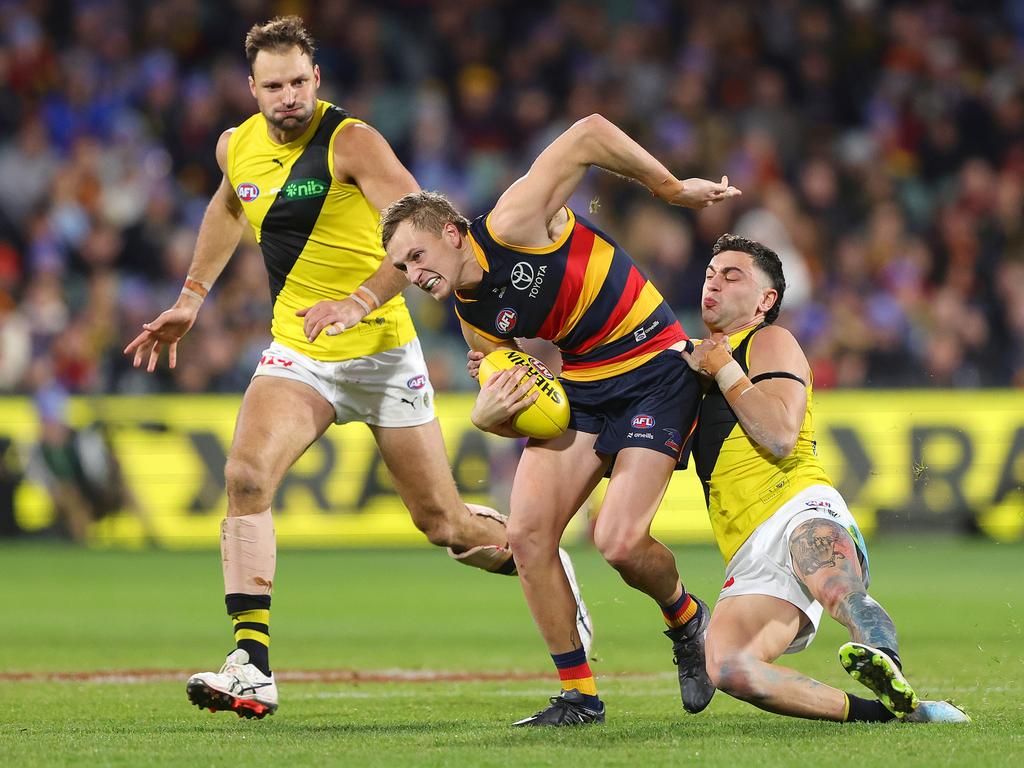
[693,323,832,562]
[226,100,415,361]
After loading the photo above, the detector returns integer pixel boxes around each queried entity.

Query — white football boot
[559,548,594,656]
[186,648,278,719]
[902,700,972,723]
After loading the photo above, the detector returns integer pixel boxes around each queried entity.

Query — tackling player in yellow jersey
[682,233,969,724]
[123,15,591,720]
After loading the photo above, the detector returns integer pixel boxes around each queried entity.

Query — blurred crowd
[1,0,1023,400]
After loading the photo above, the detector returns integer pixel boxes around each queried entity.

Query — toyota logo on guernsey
[495,308,517,334]
[406,375,426,390]
[511,262,534,290]
[236,183,260,202]
[631,414,656,429]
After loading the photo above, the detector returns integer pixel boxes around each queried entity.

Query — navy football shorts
[562,349,700,468]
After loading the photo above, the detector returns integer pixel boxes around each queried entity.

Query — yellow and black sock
[844,693,896,722]
[226,594,271,676]
[662,590,699,629]
[552,647,600,708]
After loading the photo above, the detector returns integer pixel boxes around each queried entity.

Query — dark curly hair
[711,233,786,324]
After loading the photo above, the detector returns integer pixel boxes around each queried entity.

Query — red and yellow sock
[661,589,698,629]
[551,647,599,705]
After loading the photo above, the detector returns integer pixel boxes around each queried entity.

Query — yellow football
[478,349,570,439]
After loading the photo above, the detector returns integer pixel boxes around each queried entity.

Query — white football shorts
[252,339,436,428]
[718,484,870,654]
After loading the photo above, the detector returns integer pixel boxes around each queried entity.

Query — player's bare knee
[505,519,550,568]
[224,458,273,513]
[592,526,642,572]
[708,652,761,700]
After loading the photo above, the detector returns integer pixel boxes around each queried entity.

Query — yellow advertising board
[0,391,1020,548]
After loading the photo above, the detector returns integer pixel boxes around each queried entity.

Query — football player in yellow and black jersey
[367,115,740,726]
[123,15,592,720]
[680,233,969,724]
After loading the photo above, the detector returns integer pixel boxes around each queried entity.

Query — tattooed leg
[790,519,898,651]
[706,594,850,721]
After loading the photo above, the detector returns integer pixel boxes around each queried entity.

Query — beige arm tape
[221,508,276,595]
[447,504,515,573]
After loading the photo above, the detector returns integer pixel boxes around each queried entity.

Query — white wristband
[349,293,372,316]
[714,359,745,393]
[180,287,205,303]
[355,285,380,309]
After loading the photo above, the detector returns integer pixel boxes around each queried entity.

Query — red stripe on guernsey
[557,663,592,682]
[563,323,685,372]
[536,224,593,341]
[564,265,646,355]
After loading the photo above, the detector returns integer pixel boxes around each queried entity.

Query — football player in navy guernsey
[373,114,740,726]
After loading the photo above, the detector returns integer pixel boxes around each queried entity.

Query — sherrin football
[478,349,570,439]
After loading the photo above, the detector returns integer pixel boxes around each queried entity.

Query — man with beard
[125,15,591,720]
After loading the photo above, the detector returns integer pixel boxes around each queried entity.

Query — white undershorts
[252,339,436,428]
[718,484,870,654]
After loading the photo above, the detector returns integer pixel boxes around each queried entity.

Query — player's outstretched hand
[123,305,199,372]
[296,298,367,342]
[656,175,742,210]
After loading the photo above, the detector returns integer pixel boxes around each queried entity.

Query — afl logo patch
[236,183,260,202]
[495,308,517,334]
[532,359,555,380]
[406,375,426,390]
[631,414,656,429]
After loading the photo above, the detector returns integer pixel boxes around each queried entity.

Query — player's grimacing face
[249,47,319,134]
[387,221,462,301]
[701,250,772,333]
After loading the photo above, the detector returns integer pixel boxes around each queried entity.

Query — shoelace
[672,633,703,672]
[547,696,595,724]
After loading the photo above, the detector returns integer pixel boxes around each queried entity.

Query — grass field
[1,538,1022,767]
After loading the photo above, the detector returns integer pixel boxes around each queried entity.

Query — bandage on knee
[222,508,276,595]
[448,504,516,574]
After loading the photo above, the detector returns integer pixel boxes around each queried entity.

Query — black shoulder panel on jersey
[259,106,349,306]
[692,322,768,495]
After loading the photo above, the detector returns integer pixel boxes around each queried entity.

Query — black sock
[877,646,902,671]
[845,693,896,723]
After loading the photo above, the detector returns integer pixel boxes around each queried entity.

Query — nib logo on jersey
[283,178,328,200]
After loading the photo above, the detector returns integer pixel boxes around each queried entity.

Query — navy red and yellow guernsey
[456,208,687,381]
